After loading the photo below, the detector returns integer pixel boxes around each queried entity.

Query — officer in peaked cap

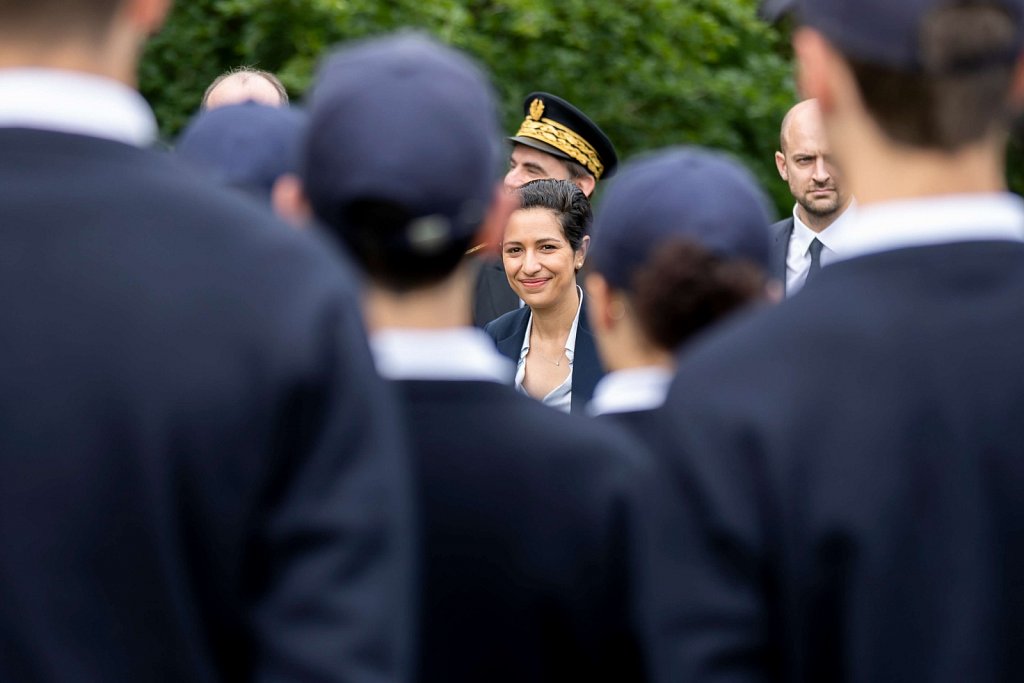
[474,92,617,327]
[505,92,618,195]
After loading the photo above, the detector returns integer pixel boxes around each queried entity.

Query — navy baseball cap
[302,33,502,250]
[175,102,306,200]
[797,0,1024,70]
[589,147,772,292]
[510,92,618,180]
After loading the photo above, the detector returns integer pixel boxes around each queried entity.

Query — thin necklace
[531,347,565,367]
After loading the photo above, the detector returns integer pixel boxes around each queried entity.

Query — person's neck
[0,36,139,87]
[364,267,473,334]
[840,131,1006,207]
[530,285,580,342]
[796,195,852,233]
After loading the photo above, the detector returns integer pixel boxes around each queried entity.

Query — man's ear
[472,183,519,257]
[574,173,597,198]
[271,174,313,229]
[774,150,789,181]
[584,272,614,333]
[1009,54,1024,112]
[123,0,172,35]
[793,28,838,112]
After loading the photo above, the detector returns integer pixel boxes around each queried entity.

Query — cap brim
[509,135,575,163]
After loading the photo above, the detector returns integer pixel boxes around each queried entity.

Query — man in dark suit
[647,0,1024,681]
[770,98,854,295]
[472,92,617,326]
[0,1,412,680]
[294,33,653,682]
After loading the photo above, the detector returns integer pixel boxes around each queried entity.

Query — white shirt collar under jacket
[371,327,513,383]
[787,201,857,295]
[588,366,674,416]
[514,285,584,414]
[835,193,1024,262]
[0,68,158,147]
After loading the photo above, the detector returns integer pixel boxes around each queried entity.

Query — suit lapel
[770,217,794,293]
[570,309,604,415]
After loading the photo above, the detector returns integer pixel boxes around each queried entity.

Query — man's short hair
[201,67,289,110]
[0,0,121,40]
[842,2,1020,151]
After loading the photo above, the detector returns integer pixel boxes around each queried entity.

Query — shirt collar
[791,199,857,255]
[0,68,158,147]
[519,285,584,362]
[588,366,674,416]
[371,327,514,383]
[835,193,1024,262]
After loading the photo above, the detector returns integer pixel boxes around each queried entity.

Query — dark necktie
[805,238,824,285]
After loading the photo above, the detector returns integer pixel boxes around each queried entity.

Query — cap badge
[528,98,545,121]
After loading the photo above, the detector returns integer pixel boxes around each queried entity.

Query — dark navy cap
[302,33,501,250]
[798,0,1024,70]
[589,147,772,292]
[175,102,306,200]
[510,92,618,180]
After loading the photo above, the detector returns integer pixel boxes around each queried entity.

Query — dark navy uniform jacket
[392,376,650,682]
[484,305,605,415]
[0,128,412,683]
[646,239,1024,683]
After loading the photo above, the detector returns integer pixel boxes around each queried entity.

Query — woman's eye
[505,247,521,255]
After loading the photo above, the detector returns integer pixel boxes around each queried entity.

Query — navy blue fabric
[0,128,412,683]
[484,305,605,415]
[175,102,307,200]
[589,147,772,292]
[509,91,618,180]
[769,216,794,292]
[797,0,1024,69]
[394,379,649,682]
[647,240,1024,683]
[472,258,520,327]
[303,34,501,245]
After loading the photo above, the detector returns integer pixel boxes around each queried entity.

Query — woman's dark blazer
[484,305,605,415]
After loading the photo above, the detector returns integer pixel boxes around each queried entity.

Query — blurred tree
[141,0,800,213]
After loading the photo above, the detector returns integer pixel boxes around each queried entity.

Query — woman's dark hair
[514,179,592,251]
[631,238,766,352]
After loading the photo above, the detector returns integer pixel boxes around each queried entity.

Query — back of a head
[302,33,501,292]
[590,147,773,352]
[176,103,307,202]
[797,0,1024,151]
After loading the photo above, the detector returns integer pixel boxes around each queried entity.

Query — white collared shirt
[0,68,158,147]
[514,286,584,414]
[786,201,857,295]
[588,366,674,416]
[371,327,514,383]
[833,193,1024,260]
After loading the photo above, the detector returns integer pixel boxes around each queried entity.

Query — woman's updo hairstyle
[514,178,592,252]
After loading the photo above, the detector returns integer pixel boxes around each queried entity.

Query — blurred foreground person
[586,148,775,431]
[0,1,412,681]
[771,99,855,295]
[473,92,617,326]
[486,179,605,414]
[176,102,307,216]
[296,33,651,682]
[201,66,289,109]
[648,0,1024,681]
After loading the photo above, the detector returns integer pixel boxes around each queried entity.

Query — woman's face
[502,207,583,311]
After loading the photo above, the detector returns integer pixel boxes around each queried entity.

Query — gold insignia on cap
[515,116,605,180]
[528,98,545,121]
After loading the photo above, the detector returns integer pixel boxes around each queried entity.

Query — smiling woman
[484,179,604,414]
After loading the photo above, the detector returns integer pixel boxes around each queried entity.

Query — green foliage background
[140,0,799,214]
